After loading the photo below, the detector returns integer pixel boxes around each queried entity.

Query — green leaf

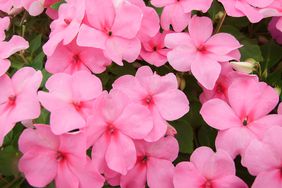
[240,40,264,62]
[29,34,42,54]
[0,146,20,176]
[197,125,217,149]
[30,51,45,70]
[51,0,66,10]
[260,40,282,70]
[171,120,194,154]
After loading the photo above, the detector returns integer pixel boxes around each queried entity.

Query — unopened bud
[230,60,256,74]
[215,11,225,20]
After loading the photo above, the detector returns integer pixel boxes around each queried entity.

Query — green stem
[215,11,227,34]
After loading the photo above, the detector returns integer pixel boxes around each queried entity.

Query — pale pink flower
[200,78,282,158]
[0,67,42,145]
[38,71,102,134]
[174,147,247,188]
[87,89,153,175]
[43,0,85,56]
[45,39,111,74]
[120,136,179,188]
[76,0,143,65]
[0,17,29,76]
[199,62,257,103]
[140,31,170,67]
[113,66,189,141]
[242,126,282,188]
[268,17,282,44]
[151,0,212,32]
[165,16,241,89]
[218,0,274,23]
[18,124,104,188]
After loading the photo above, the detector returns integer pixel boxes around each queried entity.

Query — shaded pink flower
[200,78,282,158]
[18,124,104,188]
[242,126,282,188]
[218,0,274,23]
[43,0,85,56]
[165,16,241,89]
[128,0,160,39]
[278,103,282,114]
[174,147,247,188]
[0,67,42,145]
[87,89,153,175]
[140,31,170,67]
[38,71,102,134]
[113,66,189,141]
[0,17,29,76]
[77,0,143,65]
[268,17,282,44]
[151,0,212,32]
[120,136,179,188]
[45,39,111,74]
[200,62,257,103]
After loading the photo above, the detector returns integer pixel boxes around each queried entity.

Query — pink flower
[200,78,282,158]
[140,31,170,67]
[174,147,247,188]
[18,124,104,188]
[0,67,42,145]
[0,17,29,76]
[38,71,102,134]
[87,89,153,175]
[128,0,160,39]
[218,0,274,23]
[77,0,143,65]
[45,39,111,74]
[120,136,179,188]
[113,66,189,141]
[165,16,241,90]
[242,126,282,188]
[199,62,257,103]
[0,0,22,14]
[43,0,85,56]
[278,103,282,114]
[268,17,282,44]
[151,0,212,32]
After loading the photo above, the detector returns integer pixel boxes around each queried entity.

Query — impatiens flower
[200,78,282,158]
[120,136,179,188]
[43,0,85,56]
[199,62,257,103]
[87,89,153,175]
[45,39,111,74]
[77,0,143,65]
[151,0,212,32]
[218,0,274,23]
[128,0,160,39]
[0,17,29,76]
[0,67,42,145]
[268,17,282,44]
[173,147,247,188]
[18,124,104,188]
[165,16,241,89]
[38,71,102,134]
[113,66,189,141]
[0,0,22,14]
[140,31,170,67]
[242,126,282,188]
[21,0,58,16]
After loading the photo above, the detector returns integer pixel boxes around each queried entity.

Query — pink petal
[138,6,160,38]
[104,36,141,65]
[173,162,206,188]
[55,162,79,188]
[111,2,142,39]
[147,158,175,188]
[181,0,213,13]
[115,103,153,139]
[0,59,10,76]
[85,114,107,147]
[120,163,147,188]
[191,56,221,90]
[77,24,108,49]
[278,103,282,114]
[165,32,193,49]
[246,0,274,8]
[0,119,15,146]
[105,132,136,175]
[91,135,110,173]
[0,74,13,104]
[154,89,189,121]
[235,1,263,23]
[19,149,57,187]
[200,98,241,130]
[251,170,282,188]
[0,36,28,59]
[140,51,167,67]
[215,127,256,159]
[0,17,10,41]
[150,0,176,7]
[213,175,248,188]
[189,16,213,46]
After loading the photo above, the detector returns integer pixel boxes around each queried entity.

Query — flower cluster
[0,0,281,188]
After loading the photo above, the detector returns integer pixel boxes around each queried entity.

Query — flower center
[107,124,116,135]
[64,19,71,25]
[153,46,157,51]
[73,54,81,64]
[197,45,207,53]
[142,95,154,106]
[242,117,248,126]
[108,31,112,36]
[73,101,83,111]
[8,95,16,106]
[56,151,66,161]
[203,180,213,188]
